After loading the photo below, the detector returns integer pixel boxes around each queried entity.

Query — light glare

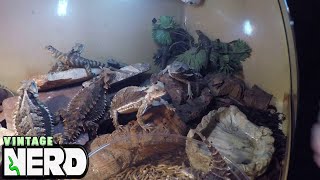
[243,20,253,36]
[58,0,68,17]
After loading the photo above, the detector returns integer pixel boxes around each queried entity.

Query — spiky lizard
[110,81,172,132]
[160,61,202,99]
[45,44,116,75]
[56,68,114,143]
[195,30,212,54]
[12,80,54,136]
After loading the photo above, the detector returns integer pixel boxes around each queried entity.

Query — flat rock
[109,63,150,86]
[105,59,128,69]
[33,63,150,92]
[33,68,102,91]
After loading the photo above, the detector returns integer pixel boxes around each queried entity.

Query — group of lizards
[12,43,200,144]
[10,42,242,179]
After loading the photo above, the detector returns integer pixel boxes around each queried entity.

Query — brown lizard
[110,81,172,131]
[160,61,202,99]
[45,44,116,75]
[55,68,114,143]
[13,80,54,136]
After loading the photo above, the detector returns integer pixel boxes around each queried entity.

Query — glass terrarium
[0,0,297,179]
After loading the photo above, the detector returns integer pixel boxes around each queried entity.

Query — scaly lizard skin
[68,43,84,56]
[195,30,212,54]
[57,68,114,143]
[12,80,54,136]
[45,44,115,75]
[160,61,201,99]
[110,81,169,131]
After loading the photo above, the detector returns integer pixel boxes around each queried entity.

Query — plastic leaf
[210,39,252,75]
[228,39,252,62]
[158,16,176,29]
[152,29,172,46]
[175,48,207,72]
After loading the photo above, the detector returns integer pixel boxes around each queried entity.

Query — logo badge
[2,136,89,178]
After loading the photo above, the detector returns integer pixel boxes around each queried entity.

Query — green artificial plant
[152,16,177,46]
[210,39,252,75]
[175,48,207,72]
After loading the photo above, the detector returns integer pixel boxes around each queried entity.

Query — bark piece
[175,88,213,123]
[243,85,273,110]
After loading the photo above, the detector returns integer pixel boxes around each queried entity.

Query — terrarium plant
[210,39,252,76]
[175,48,207,72]
[152,16,194,69]
[152,16,177,46]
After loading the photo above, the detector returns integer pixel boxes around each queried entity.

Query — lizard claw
[168,106,176,112]
[53,133,64,145]
[141,125,154,133]
[165,104,176,112]
[188,92,193,100]
[187,82,193,99]
[116,125,124,131]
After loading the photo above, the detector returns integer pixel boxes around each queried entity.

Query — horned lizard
[195,30,212,54]
[160,61,201,99]
[12,80,54,136]
[45,44,116,75]
[56,68,114,143]
[110,81,172,131]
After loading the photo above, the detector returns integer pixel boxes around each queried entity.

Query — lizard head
[146,81,166,100]
[181,0,202,5]
[169,61,190,74]
[17,80,39,97]
[44,45,56,54]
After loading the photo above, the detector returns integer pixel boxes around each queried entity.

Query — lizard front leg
[187,82,193,99]
[136,102,154,132]
[52,61,69,72]
[84,63,94,76]
[53,133,64,144]
[158,66,169,76]
[156,98,176,112]
[171,75,193,99]
[111,110,123,130]
[84,121,99,137]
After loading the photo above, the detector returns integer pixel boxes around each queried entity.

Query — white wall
[0,0,184,90]
[0,0,293,104]
[184,0,291,102]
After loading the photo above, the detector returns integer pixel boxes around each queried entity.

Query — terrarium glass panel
[0,0,297,179]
